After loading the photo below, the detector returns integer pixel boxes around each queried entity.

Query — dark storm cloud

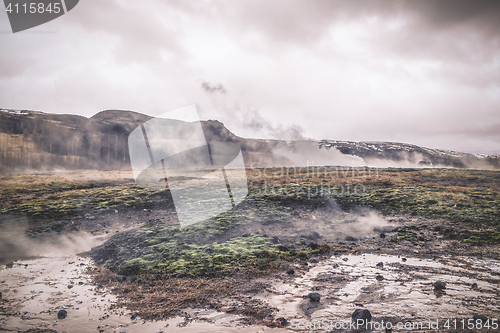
[0,0,498,154]
[231,0,500,41]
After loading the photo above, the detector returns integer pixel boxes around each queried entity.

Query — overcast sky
[1,0,499,154]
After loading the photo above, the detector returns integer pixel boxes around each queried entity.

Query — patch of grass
[122,234,284,275]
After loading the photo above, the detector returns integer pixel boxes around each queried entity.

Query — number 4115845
[5,2,61,14]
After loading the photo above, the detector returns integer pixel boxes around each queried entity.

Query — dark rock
[311,231,320,239]
[473,314,488,323]
[433,281,446,290]
[5,262,13,268]
[380,233,386,238]
[376,275,384,281]
[342,257,348,261]
[276,317,287,327]
[401,258,407,262]
[67,285,73,289]
[131,314,137,320]
[308,293,321,302]
[376,262,384,268]
[271,236,280,244]
[0,291,2,299]
[471,283,478,289]
[57,309,67,319]
[434,226,442,232]
[286,269,295,275]
[352,309,372,325]
[345,236,357,242]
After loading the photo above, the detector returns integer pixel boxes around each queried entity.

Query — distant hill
[0,108,498,173]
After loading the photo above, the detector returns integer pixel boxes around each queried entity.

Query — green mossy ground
[2,168,499,276]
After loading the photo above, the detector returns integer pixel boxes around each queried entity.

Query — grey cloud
[201,81,227,94]
[68,0,184,64]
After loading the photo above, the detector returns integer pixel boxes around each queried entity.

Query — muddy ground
[0,168,499,332]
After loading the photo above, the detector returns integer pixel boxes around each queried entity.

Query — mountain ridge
[0,108,498,172]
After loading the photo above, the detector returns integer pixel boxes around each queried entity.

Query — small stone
[345,236,357,242]
[433,281,446,290]
[308,293,321,302]
[275,317,287,327]
[352,309,371,325]
[67,285,73,289]
[376,275,384,281]
[401,258,407,262]
[473,314,488,323]
[342,257,348,261]
[57,309,67,319]
[471,283,478,289]
[434,226,442,232]
[376,262,384,268]
[0,291,2,299]
[380,233,386,238]
[5,262,13,268]
[130,314,137,320]
[286,269,295,275]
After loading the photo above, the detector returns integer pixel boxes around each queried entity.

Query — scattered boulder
[308,293,321,302]
[275,317,287,327]
[342,257,348,262]
[433,281,446,290]
[380,233,386,238]
[401,258,407,262]
[0,291,2,299]
[352,309,372,325]
[376,275,384,281]
[67,285,73,289]
[473,314,488,323]
[376,262,384,268]
[5,262,13,268]
[57,309,67,319]
[345,236,357,242]
[471,283,478,289]
[130,314,137,320]
[286,269,295,275]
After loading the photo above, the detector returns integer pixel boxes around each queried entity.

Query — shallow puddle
[0,255,287,332]
[255,253,500,327]
[1,248,499,332]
